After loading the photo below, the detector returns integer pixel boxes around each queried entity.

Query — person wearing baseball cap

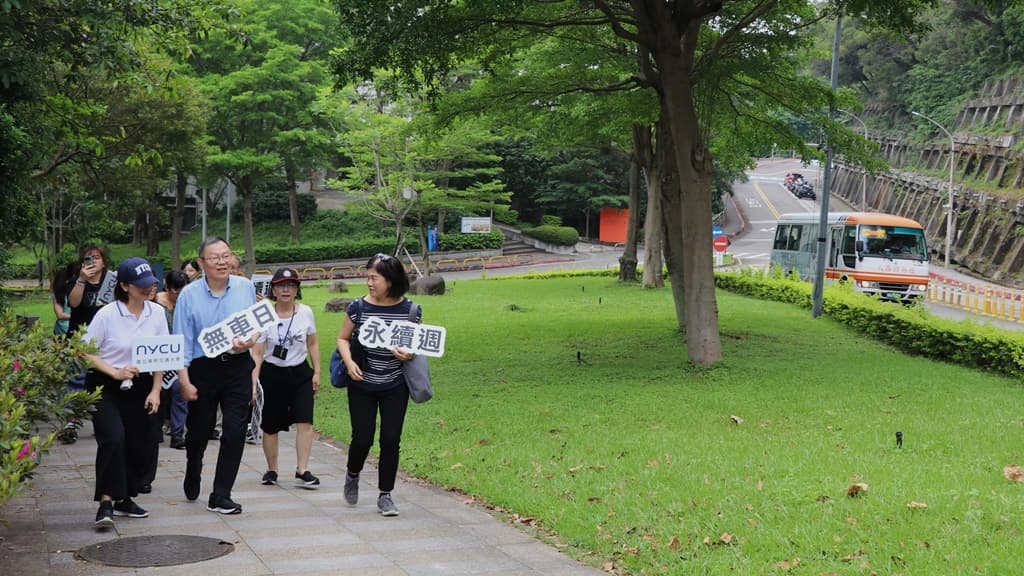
[81,256,168,529]
[253,267,321,489]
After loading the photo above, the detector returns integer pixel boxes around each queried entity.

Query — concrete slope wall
[833,78,1024,288]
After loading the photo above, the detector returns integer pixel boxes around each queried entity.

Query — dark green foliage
[252,187,318,222]
[303,209,386,240]
[255,237,420,263]
[522,225,579,247]
[437,230,504,251]
[715,270,1024,379]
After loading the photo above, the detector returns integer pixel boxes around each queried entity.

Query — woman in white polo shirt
[82,257,167,529]
[252,267,321,489]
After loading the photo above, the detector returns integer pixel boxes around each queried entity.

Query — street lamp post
[911,111,955,269]
[838,109,869,210]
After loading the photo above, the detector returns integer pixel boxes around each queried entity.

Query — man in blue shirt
[173,237,258,515]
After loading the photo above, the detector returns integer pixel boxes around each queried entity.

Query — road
[725,158,1022,330]
[725,157,845,269]
[467,157,1020,330]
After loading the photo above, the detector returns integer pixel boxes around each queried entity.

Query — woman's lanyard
[277,311,295,346]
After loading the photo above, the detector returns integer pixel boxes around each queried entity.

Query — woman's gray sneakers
[377,494,399,517]
[344,473,359,505]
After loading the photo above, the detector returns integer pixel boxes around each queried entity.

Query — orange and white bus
[770,212,929,301]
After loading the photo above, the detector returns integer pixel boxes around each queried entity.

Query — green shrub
[715,269,1024,379]
[252,188,318,222]
[254,237,420,263]
[541,215,562,226]
[438,230,504,251]
[0,311,99,507]
[493,207,518,225]
[522,225,579,246]
[303,208,383,240]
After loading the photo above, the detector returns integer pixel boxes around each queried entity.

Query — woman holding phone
[67,244,115,336]
[81,257,167,529]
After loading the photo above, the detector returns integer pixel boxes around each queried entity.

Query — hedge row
[714,269,1024,379]
[438,230,504,251]
[522,225,579,246]
[253,237,421,263]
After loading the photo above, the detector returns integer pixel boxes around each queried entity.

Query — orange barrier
[433,259,460,271]
[329,266,355,278]
[463,257,485,269]
[513,254,534,266]
[488,255,512,267]
[302,267,328,280]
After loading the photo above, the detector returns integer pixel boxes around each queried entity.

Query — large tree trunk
[287,165,301,243]
[653,19,721,365]
[618,125,643,282]
[637,124,664,288]
[241,175,257,277]
[171,171,187,269]
[657,112,685,327]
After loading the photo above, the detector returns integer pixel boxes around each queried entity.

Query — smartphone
[83,256,94,267]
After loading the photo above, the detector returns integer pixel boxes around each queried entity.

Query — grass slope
[13,276,1024,574]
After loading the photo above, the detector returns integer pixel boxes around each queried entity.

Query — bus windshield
[859,225,928,261]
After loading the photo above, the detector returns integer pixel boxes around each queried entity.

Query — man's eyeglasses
[202,254,234,263]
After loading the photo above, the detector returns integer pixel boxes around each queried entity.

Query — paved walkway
[0,423,606,576]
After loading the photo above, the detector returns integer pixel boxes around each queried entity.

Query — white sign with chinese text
[132,335,185,373]
[358,317,446,358]
[199,300,280,358]
[460,216,492,234]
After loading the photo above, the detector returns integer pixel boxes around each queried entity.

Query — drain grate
[77,535,234,567]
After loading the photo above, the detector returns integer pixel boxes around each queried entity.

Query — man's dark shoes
[170,435,186,449]
[94,501,114,528]
[261,470,278,485]
[184,471,201,501]
[207,495,242,515]
[113,498,149,518]
[295,470,320,489]
[139,483,152,494]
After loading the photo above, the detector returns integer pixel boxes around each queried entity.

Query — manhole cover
[77,535,234,567]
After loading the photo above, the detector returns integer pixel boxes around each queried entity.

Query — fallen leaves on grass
[906,501,928,510]
[729,415,744,425]
[667,536,681,550]
[775,557,800,571]
[703,532,736,546]
[847,482,869,497]
[1003,464,1024,482]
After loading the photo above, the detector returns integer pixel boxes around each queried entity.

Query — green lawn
[11,277,1024,574]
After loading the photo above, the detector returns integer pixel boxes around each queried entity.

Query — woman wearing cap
[81,257,168,529]
[252,267,322,488]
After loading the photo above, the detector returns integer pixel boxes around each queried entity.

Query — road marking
[751,180,780,220]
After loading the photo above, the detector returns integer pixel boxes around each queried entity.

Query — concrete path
[0,422,606,576]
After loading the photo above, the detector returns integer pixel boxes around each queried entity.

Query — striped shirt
[349,298,421,390]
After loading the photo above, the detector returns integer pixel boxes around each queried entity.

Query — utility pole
[812,13,842,319]
[911,111,955,269]
[838,109,869,210]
